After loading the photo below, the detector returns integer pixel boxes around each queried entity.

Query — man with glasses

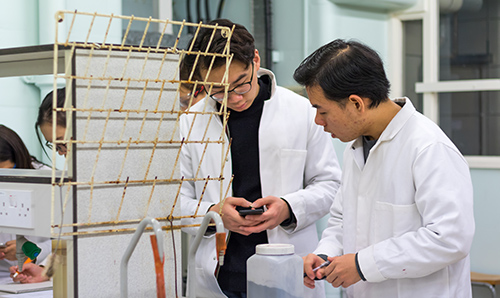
[180,19,341,298]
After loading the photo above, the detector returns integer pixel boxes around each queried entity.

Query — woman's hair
[0,125,35,169]
[35,88,66,157]
[36,88,66,129]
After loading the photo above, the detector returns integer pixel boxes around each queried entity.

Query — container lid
[255,244,294,255]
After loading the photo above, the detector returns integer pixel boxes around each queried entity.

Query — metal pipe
[217,0,225,19]
[120,217,164,298]
[205,0,211,21]
[188,211,225,298]
[264,0,273,71]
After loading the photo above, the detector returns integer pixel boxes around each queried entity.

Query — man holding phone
[180,19,341,298]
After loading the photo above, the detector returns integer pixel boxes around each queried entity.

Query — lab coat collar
[352,97,415,149]
[257,67,277,99]
[378,97,415,143]
[350,97,415,169]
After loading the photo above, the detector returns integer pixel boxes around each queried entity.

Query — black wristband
[355,252,366,281]
[279,198,297,226]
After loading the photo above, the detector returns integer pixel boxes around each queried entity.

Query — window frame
[389,0,500,169]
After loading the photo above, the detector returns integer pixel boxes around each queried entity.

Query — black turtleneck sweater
[216,76,271,293]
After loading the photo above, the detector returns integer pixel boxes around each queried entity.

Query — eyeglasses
[180,85,205,102]
[45,141,67,154]
[179,85,206,109]
[209,63,254,102]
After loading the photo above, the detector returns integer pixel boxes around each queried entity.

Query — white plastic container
[247,243,304,298]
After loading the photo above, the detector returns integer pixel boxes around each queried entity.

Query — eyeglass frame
[45,140,67,154]
[208,63,254,102]
[179,85,205,101]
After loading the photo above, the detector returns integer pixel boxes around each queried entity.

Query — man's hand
[0,240,17,261]
[209,197,258,236]
[303,254,328,289]
[240,196,290,234]
[323,254,362,288]
[10,263,49,283]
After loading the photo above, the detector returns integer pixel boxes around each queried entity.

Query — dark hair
[180,51,203,86]
[35,88,66,157]
[36,88,66,129]
[179,53,206,109]
[0,125,35,169]
[293,39,390,108]
[190,18,255,71]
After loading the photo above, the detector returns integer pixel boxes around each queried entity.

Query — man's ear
[254,49,261,70]
[348,94,366,112]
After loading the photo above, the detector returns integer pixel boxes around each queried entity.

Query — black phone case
[237,206,264,216]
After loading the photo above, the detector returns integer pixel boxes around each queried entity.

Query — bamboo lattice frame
[50,10,233,237]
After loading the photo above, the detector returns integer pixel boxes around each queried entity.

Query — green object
[21,241,41,260]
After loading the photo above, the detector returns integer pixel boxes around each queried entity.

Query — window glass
[122,0,164,46]
[439,91,500,155]
[403,20,423,113]
[437,0,500,156]
[121,0,191,49]
[440,0,499,81]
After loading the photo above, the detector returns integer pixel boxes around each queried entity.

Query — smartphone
[237,206,264,216]
[0,243,5,248]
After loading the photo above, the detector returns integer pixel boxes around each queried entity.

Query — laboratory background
[0,0,499,297]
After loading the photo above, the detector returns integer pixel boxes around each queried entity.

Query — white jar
[247,243,304,298]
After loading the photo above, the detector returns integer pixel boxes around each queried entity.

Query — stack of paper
[0,280,52,294]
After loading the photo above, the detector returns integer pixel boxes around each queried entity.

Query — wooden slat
[471,271,500,285]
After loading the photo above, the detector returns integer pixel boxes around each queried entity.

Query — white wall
[271,0,389,88]
[0,0,122,168]
[0,1,42,159]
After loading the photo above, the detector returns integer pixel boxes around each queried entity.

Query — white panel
[0,190,32,229]
[73,48,182,298]
[416,79,500,93]
[0,170,72,238]
[329,0,418,11]
[465,156,500,169]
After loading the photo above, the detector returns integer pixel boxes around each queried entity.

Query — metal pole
[188,211,225,298]
[120,217,164,298]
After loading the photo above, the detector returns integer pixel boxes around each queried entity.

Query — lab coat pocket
[280,149,307,194]
[373,202,422,242]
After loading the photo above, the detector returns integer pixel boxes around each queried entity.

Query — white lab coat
[315,98,475,298]
[180,68,342,298]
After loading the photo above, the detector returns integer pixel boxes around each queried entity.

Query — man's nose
[315,113,326,126]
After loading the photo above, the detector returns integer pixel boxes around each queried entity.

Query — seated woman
[0,125,51,283]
